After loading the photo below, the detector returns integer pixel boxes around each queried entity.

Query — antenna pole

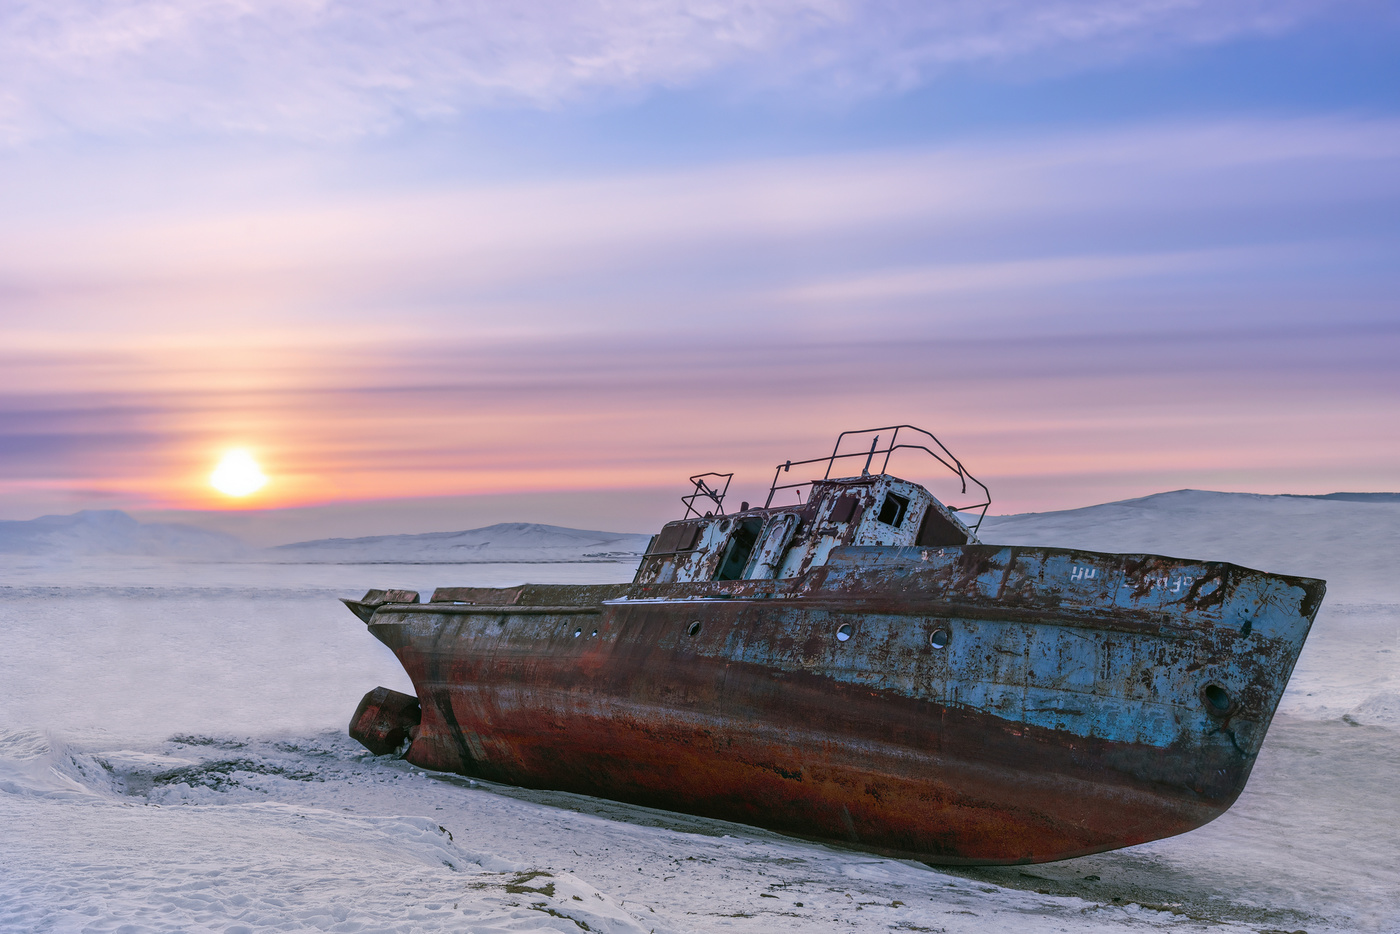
[861,435,879,476]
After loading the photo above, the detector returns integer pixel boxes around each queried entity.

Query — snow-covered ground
[1,493,1397,933]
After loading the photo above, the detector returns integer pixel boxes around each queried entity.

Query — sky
[1,0,1398,540]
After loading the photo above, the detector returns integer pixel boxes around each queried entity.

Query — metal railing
[682,472,733,519]
[764,426,991,534]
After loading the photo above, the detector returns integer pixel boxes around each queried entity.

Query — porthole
[591,629,598,637]
[687,621,702,637]
[1202,683,1234,716]
[836,623,853,642]
[573,628,581,638]
[929,627,951,650]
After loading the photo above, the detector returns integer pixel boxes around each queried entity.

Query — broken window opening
[915,504,970,546]
[877,493,909,527]
[714,518,764,581]
[830,494,860,524]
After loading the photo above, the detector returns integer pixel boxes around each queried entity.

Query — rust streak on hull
[401,660,1229,865]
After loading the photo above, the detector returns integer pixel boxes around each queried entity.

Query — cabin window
[714,517,764,581]
[915,504,969,546]
[651,522,700,554]
[651,525,681,554]
[877,492,909,527]
[830,494,860,523]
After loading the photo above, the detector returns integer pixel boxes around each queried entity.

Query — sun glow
[210,449,268,497]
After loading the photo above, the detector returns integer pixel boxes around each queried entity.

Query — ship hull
[362,544,1323,865]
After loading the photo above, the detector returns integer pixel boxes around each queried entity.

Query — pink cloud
[1,328,1395,525]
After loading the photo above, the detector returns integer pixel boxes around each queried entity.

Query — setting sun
[210,449,268,497]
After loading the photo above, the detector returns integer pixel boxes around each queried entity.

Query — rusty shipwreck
[344,426,1324,865]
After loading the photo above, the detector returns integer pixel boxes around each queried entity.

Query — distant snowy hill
[0,510,251,559]
[270,522,652,564]
[9,494,1396,586]
[0,512,650,565]
[1288,492,1400,503]
[980,489,1400,603]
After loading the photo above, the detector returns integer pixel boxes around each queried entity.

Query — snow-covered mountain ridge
[0,510,250,559]
[0,512,651,564]
[270,521,653,564]
[4,491,1396,581]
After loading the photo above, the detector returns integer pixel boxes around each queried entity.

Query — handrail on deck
[764,425,991,535]
[682,472,733,519]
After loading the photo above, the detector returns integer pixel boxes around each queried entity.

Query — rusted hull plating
[360,543,1323,865]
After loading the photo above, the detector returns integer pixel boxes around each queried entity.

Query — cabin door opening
[714,518,764,581]
[744,513,799,579]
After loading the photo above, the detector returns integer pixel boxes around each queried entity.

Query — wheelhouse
[634,425,990,585]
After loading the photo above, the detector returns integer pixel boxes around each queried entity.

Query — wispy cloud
[773,249,1268,303]
[0,0,1352,141]
[3,116,1397,341]
[2,112,1396,519]
[2,325,1397,522]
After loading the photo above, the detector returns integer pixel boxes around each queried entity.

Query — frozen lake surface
[2,492,1397,933]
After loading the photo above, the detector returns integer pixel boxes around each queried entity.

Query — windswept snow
[1,490,1397,933]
